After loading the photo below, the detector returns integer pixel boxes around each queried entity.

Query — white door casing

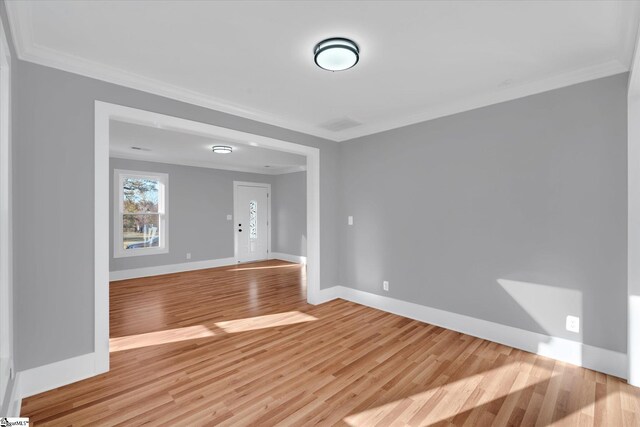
[0,13,12,403]
[234,182,270,263]
[96,101,321,381]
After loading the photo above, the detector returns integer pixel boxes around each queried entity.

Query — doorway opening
[95,101,321,374]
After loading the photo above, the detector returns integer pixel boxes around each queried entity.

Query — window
[114,170,168,257]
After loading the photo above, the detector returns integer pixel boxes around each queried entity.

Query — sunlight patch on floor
[343,364,553,426]
[110,325,217,352]
[110,311,316,351]
[215,311,317,333]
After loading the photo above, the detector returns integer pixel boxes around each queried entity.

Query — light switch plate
[348,216,353,225]
[227,214,232,220]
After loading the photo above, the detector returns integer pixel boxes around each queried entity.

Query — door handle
[238,229,242,232]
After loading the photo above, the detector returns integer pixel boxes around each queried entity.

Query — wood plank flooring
[22,260,640,426]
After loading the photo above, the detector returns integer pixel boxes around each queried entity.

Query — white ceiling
[110,120,306,175]
[7,1,640,141]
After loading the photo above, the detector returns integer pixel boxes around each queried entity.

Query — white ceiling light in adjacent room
[314,38,359,71]
[212,145,232,154]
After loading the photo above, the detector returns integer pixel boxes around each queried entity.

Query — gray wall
[338,74,628,353]
[3,0,629,371]
[272,171,307,257]
[12,60,339,371]
[110,158,279,271]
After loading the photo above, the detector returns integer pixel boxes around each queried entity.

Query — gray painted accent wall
[338,74,628,353]
[12,59,339,371]
[272,171,307,257]
[110,158,277,271]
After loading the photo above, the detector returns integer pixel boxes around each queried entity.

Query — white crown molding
[338,60,629,142]
[5,1,636,143]
[617,0,640,70]
[109,151,306,176]
[4,1,338,142]
[22,43,341,141]
[273,165,307,175]
[628,0,640,99]
[317,286,627,379]
[4,0,31,58]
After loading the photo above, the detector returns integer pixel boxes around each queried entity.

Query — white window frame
[113,169,169,258]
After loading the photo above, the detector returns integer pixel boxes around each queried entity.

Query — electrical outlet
[186,252,191,260]
[566,315,580,333]
[348,216,353,225]
[383,281,389,291]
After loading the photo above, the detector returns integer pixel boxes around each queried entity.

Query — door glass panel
[249,200,257,239]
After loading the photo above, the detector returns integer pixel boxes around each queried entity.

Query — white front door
[234,183,269,263]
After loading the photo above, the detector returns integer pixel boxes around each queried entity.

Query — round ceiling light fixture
[212,145,232,154]
[314,37,359,72]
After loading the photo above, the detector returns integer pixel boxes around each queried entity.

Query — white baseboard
[309,285,342,305]
[110,257,236,281]
[14,286,626,402]
[0,357,11,407]
[270,252,307,264]
[0,360,20,417]
[322,286,627,379]
[19,352,97,398]
[2,373,21,417]
[110,255,306,282]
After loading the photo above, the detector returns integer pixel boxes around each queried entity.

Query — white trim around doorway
[95,100,322,379]
[0,12,13,410]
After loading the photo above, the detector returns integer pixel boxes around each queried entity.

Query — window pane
[123,178,159,213]
[249,200,257,239]
[123,214,160,249]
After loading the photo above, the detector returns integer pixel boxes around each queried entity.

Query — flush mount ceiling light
[314,38,359,71]
[212,145,232,154]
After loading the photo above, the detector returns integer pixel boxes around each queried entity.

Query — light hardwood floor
[22,260,640,426]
